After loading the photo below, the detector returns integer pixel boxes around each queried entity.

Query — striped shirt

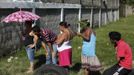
[41,28,57,43]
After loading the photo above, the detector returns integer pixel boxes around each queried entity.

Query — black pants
[103,64,131,75]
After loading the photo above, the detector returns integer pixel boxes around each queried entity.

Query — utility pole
[32,0,36,26]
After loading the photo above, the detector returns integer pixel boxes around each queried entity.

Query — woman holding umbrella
[1,9,41,73]
[23,25,40,73]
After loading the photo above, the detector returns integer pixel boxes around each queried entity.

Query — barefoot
[26,69,33,74]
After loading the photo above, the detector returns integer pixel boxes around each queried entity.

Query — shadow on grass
[129,69,134,75]
[89,71,102,75]
[70,63,81,72]
[34,54,46,70]
[71,63,102,75]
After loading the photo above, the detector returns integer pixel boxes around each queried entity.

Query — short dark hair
[80,26,89,33]
[59,22,69,28]
[109,31,121,41]
[32,25,40,33]
[25,21,34,25]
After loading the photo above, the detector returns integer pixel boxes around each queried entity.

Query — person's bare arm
[41,41,47,51]
[33,35,38,46]
[29,35,38,48]
[47,42,53,52]
[55,33,66,46]
[77,32,90,41]
[41,41,49,56]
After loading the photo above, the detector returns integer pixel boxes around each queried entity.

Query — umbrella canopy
[1,10,40,23]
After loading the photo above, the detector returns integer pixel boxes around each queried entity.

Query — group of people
[23,21,133,75]
[23,21,76,73]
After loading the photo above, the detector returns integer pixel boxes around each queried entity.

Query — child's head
[109,31,121,43]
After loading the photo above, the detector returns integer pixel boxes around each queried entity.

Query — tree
[127,0,134,5]
[120,0,134,5]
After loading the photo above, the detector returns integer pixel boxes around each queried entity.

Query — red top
[41,28,57,43]
[116,39,132,70]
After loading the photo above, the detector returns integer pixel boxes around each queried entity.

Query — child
[24,26,39,73]
[103,31,132,75]
[77,26,101,75]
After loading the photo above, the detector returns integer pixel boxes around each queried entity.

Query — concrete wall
[0,23,22,56]
[0,1,119,56]
[0,0,12,2]
[36,9,61,34]
[0,9,31,56]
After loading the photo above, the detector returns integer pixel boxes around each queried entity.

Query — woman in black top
[24,26,40,73]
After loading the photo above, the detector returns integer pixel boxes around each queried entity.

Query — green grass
[0,15,134,75]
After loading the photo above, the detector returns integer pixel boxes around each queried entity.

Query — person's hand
[113,72,119,75]
[46,52,49,56]
[52,51,56,57]
[28,44,35,48]
[77,32,82,36]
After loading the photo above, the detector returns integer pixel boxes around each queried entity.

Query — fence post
[32,0,36,26]
[78,8,81,32]
[90,7,93,28]
[111,9,113,22]
[117,0,119,20]
[99,8,101,28]
[114,10,117,21]
[104,10,107,25]
[60,8,64,22]
[90,0,93,28]
[99,0,102,28]
[32,0,36,13]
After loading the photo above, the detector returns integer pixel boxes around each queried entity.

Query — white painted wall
[0,0,33,2]
[0,0,12,2]
[13,0,33,2]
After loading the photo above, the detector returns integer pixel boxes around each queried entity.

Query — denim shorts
[25,47,35,62]
[45,44,57,64]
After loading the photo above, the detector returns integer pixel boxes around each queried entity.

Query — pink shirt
[116,39,132,70]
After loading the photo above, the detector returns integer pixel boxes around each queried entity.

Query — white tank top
[57,41,72,52]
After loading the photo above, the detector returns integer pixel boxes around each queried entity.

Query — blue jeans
[46,44,57,65]
[26,47,35,63]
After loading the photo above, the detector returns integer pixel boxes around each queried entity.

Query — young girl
[78,26,101,75]
[24,26,39,73]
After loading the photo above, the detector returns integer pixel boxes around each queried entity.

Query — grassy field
[0,15,134,75]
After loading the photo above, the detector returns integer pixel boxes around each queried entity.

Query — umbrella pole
[19,22,24,49]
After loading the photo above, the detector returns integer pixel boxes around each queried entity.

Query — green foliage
[78,19,90,31]
[127,0,134,5]
[121,0,134,5]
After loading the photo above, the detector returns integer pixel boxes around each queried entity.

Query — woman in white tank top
[55,22,73,70]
